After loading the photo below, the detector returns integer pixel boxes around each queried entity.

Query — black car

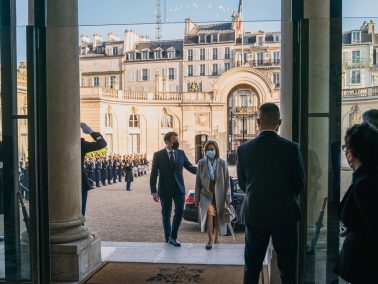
[183,177,245,227]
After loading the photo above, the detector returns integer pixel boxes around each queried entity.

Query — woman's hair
[204,140,220,159]
[345,123,378,170]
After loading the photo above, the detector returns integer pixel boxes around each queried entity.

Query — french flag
[237,0,243,32]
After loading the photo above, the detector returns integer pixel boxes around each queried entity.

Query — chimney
[93,34,103,49]
[185,18,194,35]
[80,35,90,47]
[368,20,375,34]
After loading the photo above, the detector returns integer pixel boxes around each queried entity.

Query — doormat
[83,262,246,284]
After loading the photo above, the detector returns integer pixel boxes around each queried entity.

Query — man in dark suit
[237,103,306,284]
[81,122,107,216]
[150,131,197,247]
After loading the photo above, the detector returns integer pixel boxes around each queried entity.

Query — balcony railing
[80,87,215,103]
[342,58,370,67]
[248,59,281,67]
[342,86,378,99]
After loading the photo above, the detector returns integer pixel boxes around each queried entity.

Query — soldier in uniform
[112,155,118,184]
[95,157,102,187]
[101,155,108,186]
[107,155,113,185]
[117,155,123,182]
[89,158,95,189]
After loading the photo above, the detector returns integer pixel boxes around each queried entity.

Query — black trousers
[244,222,299,284]
[160,191,185,242]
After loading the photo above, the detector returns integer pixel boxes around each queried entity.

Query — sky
[11,0,378,62]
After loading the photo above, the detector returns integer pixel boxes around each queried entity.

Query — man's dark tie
[169,151,175,169]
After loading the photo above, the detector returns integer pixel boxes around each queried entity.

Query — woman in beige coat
[195,140,231,249]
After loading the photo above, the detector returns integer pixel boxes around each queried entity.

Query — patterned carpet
[83,262,246,284]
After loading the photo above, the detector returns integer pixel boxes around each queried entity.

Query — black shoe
[168,238,181,247]
[205,245,212,250]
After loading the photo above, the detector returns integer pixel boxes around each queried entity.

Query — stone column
[280,0,294,140]
[46,0,101,281]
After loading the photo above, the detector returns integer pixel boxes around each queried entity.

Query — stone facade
[341,20,378,167]
[79,14,281,162]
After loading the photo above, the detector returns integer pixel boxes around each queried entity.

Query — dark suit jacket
[81,132,107,191]
[237,131,306,226]
[335,166,378,282]
[150,148,197,197]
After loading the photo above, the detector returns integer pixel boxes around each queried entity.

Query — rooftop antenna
[155,0,163,41]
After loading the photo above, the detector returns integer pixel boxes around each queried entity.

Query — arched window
[161,114,173,128]
[105,113,113,128]
[129,114,140,128]
[20,106,28,126]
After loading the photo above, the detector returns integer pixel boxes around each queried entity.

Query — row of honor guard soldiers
[83,153,149,189]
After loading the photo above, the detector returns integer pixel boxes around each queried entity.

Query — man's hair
[345,122,378,170]
[258,103,280,122]
[164,131,178,142]
[362,109,378,128]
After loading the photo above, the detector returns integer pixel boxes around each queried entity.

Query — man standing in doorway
[150,132,197,247]
[237,103,306,284]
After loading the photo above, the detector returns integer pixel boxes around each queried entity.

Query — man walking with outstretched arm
[237,103,306,284]
[150,132,197,247]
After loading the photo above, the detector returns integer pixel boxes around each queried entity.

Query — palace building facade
[79,14,281,163]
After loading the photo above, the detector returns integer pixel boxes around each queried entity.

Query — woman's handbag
[222,203,237,243]
[222,203,236,223]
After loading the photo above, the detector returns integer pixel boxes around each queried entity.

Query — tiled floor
[101,241,252,266]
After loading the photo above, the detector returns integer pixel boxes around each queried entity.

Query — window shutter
[174,68,177,80]
[147,69,150,81]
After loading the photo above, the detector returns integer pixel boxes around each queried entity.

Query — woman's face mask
[206,150,216,159]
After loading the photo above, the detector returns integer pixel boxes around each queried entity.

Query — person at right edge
[237,103,306,284]
[81,122,107,216]
[334,123,378,283]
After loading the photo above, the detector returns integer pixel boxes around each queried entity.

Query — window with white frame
[168,68,175,80]
[200,64,205,76]
[257,52,264,65]
[113,46,119,55]
[93,76,100,87]
[161,114,173,128]
[198,34,206,43]
[128,134,140,153]
[352,50,361,63]
[273,51,280,64]
[198,82,203,92]
[212,64,218,75]
[167,50,175,59]
[142,69,149,81]
[211,34,219,42]
[273,73,280,85]
[188,65,193,76]
[351,31,361,43]
[257,36,264,46]
[225,47,230,59]
[351,70,361,84]
[224,63,231,71]
[188,49,193,61]
[213,48,218,60]
[106,76,116,88]
[128,52,135,60]
[200,48,205,60]
[154,50,161,59]
[105,113,113,128]
[142,51,149,60]
[129,114,140,128]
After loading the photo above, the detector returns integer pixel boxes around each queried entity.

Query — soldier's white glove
[80,122,94,134]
